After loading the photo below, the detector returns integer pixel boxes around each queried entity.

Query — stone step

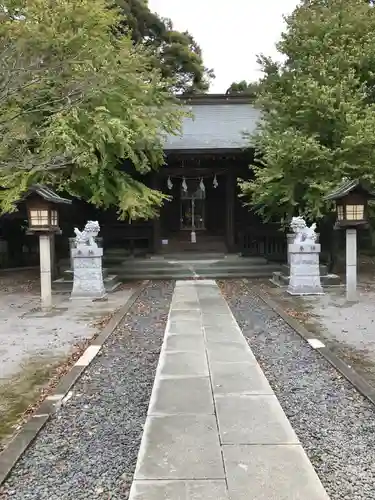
[59,252,145,268]
[119,256,270,270]
[115,264,278,274]
[152,252,228,260]
[161,246,228,254]
[59,255,280,280]
[105,248,130,255]
[52,274,121,293]
[104,255,136,264]
[110,255,280,279]
[60,254,270,268]
[115,268,279,280]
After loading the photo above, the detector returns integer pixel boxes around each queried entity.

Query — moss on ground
[0,356,62,448]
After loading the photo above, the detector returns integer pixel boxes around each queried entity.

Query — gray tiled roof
[25,184,72,204]
[324,179,375,200]
[164,102,261,150]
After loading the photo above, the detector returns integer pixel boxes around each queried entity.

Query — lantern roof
[324,179,375,201]
[23,184,72,205]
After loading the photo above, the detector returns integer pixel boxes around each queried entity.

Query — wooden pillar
[152,173,161,254]
[226,171,235,252]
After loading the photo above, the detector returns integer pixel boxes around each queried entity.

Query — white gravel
[264,282,375,387]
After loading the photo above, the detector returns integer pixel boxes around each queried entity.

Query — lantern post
[324,180,374,302]
[24,185,71,310]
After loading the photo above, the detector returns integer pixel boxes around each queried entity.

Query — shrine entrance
[158,173,229,254]
[180,178,206,232]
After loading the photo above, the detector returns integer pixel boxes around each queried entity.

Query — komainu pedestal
[71,247,106,299]
[287,243,324,295]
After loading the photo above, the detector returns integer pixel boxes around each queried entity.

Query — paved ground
[0,270,134,446]
[0,287,133,380]
[129,280,329,500]
[261,279,375,386]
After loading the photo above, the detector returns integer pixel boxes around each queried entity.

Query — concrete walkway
[129,280,330,500]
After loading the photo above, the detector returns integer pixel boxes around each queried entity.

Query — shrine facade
[0,94,288,268]
[91,93,282,256]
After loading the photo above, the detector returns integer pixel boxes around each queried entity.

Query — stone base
[287,286,324,296]
[71,286,107,300]
[53,268,121,294]
[281,263,328,277]
[271,271,342,288]
[69,293,108,301]
[287,243,324,296]
[71,247,106,300]
[55,275,120,294]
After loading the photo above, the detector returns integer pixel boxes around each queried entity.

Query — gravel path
[0,280,173,500]
[262,280,375,386]
[221,279,375,500]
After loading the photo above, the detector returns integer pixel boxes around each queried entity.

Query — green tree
[240,0,375,223]
[116,0,214,94]
[226,80,260,98]
[0,0,184,219]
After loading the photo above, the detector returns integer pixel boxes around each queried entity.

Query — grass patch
[0,356,63,449]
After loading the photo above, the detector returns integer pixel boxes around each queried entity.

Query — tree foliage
[116,0,214,94]
[240,0,375,222]
[226,80,260,98]
[0,0,185,219]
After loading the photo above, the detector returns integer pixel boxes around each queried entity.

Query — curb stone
[0,280,149,486]
[245,280,375,409]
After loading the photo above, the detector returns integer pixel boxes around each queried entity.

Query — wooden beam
[152,173,161,253]
[160,167,229,177]
[226,171,235,252]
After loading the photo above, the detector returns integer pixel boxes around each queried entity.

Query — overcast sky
[148,0,300,93]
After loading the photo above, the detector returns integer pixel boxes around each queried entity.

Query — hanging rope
[166,174,219,190]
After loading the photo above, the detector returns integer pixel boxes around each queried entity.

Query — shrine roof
[163,94,261,151]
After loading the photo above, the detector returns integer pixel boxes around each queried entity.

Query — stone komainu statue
[290,216,317,244]
[74,221,100,249]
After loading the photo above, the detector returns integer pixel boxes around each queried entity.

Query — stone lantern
[324,179,375,301]
[27,196,61,233]
[24,185,72,309]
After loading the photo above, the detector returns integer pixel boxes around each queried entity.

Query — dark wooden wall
[0,148,302,267]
